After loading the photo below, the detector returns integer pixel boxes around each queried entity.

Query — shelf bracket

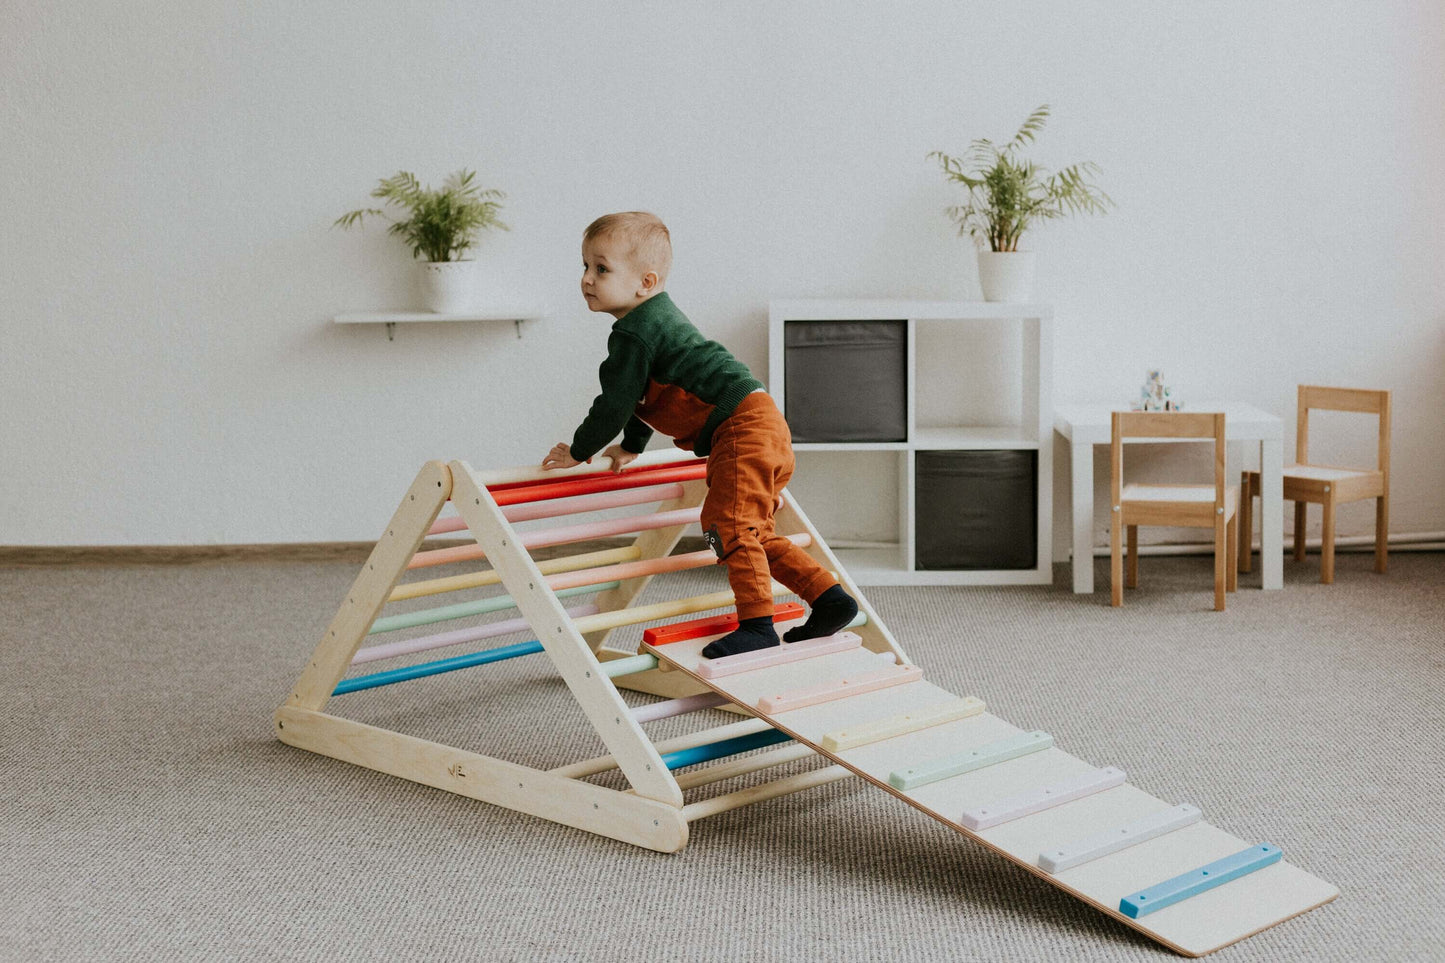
[514,319,525,339]
[385,322,396,342]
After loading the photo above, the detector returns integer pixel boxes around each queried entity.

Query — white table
[1054,403,1283,593]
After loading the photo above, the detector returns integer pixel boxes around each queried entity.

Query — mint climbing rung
[1119,844,1283,918]
[888,730,1052,791]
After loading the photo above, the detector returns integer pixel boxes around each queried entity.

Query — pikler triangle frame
[274,449,1337,957]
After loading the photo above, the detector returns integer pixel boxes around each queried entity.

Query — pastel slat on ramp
[647,635,1338,957]
[697,631,861,679]
[821,696,986,752]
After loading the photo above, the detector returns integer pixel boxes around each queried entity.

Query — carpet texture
[2,551,1443,962]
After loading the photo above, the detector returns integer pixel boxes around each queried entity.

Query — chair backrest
[1110,411,1227,510]
[1296,385,1391,476]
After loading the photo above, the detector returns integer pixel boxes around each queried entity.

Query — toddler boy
[540,211,857,658]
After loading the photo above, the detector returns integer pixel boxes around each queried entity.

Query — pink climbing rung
[697,631,863,680]
[350,603,601,665]
[426,482,685,535]
[546,532,811,591]
[630,691,731,724]
[757,663,923,714]
[408,507,703,569]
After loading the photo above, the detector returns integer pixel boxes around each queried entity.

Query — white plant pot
[977,250,1036,303]
[418,260,478,313]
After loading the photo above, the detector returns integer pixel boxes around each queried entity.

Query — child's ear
[638,271,660,295]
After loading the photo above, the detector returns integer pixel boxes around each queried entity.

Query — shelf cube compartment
[913,316,1037,444]
[914,450,1038,570]
[783,320,907,443]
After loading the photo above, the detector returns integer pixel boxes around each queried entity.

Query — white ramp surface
[647,632,1338,958]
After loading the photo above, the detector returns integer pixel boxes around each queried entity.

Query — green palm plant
[335,169,508,262]
[928,105,1111,252]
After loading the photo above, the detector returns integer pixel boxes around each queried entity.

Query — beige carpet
[2,551,1443,961]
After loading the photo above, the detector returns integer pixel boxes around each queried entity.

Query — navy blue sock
[783,585,859,643]
[701,617,780,659]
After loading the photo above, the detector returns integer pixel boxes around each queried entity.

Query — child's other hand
[541,443,585,471]
[602,445,638,474]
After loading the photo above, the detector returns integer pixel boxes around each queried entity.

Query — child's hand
[602,445,639,474]
[541,443,586,471]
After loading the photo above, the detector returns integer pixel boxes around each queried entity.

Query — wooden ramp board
[646,632,1338,958]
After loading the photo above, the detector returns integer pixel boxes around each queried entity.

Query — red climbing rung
[489,462,708,506]
[643,602,807,646]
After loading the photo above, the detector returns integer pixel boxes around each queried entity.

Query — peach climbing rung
[547,532,811,591]
[408,507,702,569]
[427,482,685,535]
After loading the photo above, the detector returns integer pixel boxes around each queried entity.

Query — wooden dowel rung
[368,582,616,635]
[548,718,768,780]
[549,548,716,591]
[408,507,702,569]
[488,463,706,505]
[672,742,818,790]
[388,547,639,602]
[681,765,854,822]
[351,603,599,665]
[334,639,545,695]
[600,653,658,679]
[630,691,730,724]
[428,482,687,534]
[549,533,809,592]
[573,578,827,636]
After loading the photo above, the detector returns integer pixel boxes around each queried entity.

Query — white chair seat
[1283,464,1378,481]
[1122,484,1239,515]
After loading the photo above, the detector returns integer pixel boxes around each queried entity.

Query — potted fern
[335,169,508,312]
[929,106,1111,301]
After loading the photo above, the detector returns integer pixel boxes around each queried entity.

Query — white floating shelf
[333,310,542,340]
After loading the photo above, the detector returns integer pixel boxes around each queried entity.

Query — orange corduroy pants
[699,392,837,620]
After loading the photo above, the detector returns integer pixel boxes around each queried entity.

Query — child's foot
[701,617,780,659]
[783,585,859,643]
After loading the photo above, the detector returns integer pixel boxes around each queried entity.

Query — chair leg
[1238,472,1253,573]
[1294,501,1308,561]
[1126,525,1139,588]
[1111,509,1124,607]
[1376,494,1389,573]
[1227,512,1238,592]
[1214,516,1227,611]
[1321,493,1336,584]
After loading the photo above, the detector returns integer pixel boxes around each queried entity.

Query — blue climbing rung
[660,729,792,770]
[333,639,545,695]
[1119,844,1283,918]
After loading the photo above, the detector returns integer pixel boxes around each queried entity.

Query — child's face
[581,235,653,319]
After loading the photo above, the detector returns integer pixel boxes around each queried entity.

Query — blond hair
[583,211,672,283]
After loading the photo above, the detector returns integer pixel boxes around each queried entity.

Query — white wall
[3,1,1442,547]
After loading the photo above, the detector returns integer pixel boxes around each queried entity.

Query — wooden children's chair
[1110,411,1238,611]
[1239,385,1390,583]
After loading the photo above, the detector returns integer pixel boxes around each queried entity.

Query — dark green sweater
[571,292,763,460]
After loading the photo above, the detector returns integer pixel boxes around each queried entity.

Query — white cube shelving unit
[768,299,1053,586]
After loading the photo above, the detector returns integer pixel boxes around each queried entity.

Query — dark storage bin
[784,320,907,443]
[915,450,1037,570]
